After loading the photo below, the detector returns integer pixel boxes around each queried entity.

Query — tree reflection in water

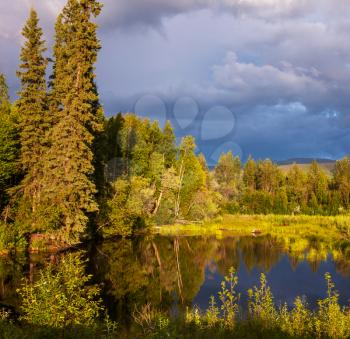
[87,234,350,328]
[0,234,348,334]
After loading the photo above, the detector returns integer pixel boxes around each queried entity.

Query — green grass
[153,214,350,263]
[154,214,350,239]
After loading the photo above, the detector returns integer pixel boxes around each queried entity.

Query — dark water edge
[0,234,349,333]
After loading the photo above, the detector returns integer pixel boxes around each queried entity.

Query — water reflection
[89,235,350,325]
[0,235,349,328]
[0,255,26,310]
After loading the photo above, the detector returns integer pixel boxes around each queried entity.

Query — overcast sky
[1,0,350,163]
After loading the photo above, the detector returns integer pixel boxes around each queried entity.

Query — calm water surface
[0,234,349,330]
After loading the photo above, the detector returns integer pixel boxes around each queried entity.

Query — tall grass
[134,269,350,338]
[154,214,350,242]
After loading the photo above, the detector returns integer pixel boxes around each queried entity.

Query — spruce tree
[0,74,19,210]
[45,0,103,243]
[0,74,9,103]
[48,13,67,123]
[16,9,49,220]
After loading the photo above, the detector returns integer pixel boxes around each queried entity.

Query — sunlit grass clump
[134,269,350,339]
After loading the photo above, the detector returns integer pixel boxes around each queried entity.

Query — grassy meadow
[154,214,350,239]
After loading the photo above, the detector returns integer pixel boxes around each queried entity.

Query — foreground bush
[0,253,118,338]
[18,253,102,328]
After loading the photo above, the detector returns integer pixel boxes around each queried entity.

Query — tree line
[216,154,350,216]
[1,0,350,249]
[100,113,350,237]
[0,0,104,246]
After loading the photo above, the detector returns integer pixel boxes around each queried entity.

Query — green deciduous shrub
[18,253,103,328]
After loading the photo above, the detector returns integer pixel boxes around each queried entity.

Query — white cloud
[212,52,327,105]
[1,0,350,159]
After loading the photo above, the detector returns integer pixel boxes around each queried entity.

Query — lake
[0,234,349,334]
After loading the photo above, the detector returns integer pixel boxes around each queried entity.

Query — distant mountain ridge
[277,158,336,165]
[277,158,336,175]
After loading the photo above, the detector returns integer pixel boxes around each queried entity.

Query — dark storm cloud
[234,103,350,161]
[1,0,350,160]
[97,0,313,31]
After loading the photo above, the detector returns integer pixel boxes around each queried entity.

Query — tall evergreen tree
[0,74,19,210]
[0,74,9,103]
[48,14,67,124]
[44,0,103,243]
[16,9,49,220]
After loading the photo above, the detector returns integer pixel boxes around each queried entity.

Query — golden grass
[153,214,350,242]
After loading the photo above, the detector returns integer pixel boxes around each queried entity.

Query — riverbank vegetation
[0,253,118,338]
[155,214,350,240]
[1,0,350,252]
[0,257,348,338]
[0,220,348,337]
[155,214,350,271]
[133,269,350,339]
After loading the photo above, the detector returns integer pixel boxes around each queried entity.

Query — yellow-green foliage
[314,273,350,338]
[106,176,155,236]
[136,270,350,339]
[186,269,240,329]
[279,297,314,337]
[1,253,119,339]
[218,268,240,328]
[18,253,103,328]
[248,273,277,325]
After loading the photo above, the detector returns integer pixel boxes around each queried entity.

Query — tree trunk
[175,160,184,218]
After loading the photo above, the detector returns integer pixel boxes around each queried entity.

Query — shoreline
[152,214,350,240]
